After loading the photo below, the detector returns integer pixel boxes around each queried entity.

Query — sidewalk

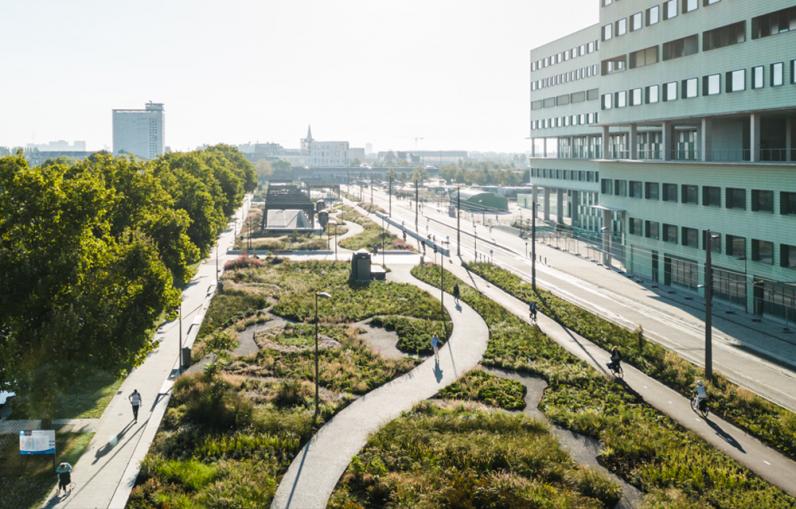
[270,263,489,509]
[42,196,252,509]
[445,259,796,497]
[367,188,796,412]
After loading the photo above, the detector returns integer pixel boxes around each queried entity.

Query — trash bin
[180,347,192,370]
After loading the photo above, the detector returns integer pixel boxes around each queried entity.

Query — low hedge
[466,261,796,461]
[439,370,527,411]
[412,264,795,508]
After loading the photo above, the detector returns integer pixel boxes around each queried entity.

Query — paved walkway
[365,187,796,412]
[446,260,796,497]
[41,196,252,509]
[270,263,490,509]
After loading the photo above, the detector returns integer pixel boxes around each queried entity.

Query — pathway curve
[447,261,796,497]
[270,263,489,509]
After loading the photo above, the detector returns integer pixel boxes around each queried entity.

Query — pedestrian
[56,461,73,496]
[452,283,460,304]
[529,301,538,322]
[129,389,142,423]
[431,334,441,363]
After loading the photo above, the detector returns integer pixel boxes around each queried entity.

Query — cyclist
[607,347,622,374]
[694,380,709,412]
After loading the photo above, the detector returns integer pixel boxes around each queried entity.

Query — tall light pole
[370,175,374,207]
[333,222,338,261]
[415,178,419,233]
[532,201,537,290]
[704,230,719,381]
[388,173,393,217]
[178,303,183,372]
[314,291,331,418]
[381,215,386,268]
[215,243,219,283]
[456,186,461,257]
[473,224,478,260]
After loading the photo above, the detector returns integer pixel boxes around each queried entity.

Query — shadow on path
[706,418,746,453]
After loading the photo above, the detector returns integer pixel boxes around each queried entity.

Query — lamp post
[456,186,461,257]
[314,291,332,418]
[532,201,537,290]
[333,222,338,261]
[388,173,393,217]
[381,215,386,268]
[704,230,720,381]
[178,303,183,372]
[473,224,478,260]
[415,178,419,233]
[215,242,219,284]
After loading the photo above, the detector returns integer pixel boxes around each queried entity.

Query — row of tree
[439,163,529,186]
[0,145,256,416]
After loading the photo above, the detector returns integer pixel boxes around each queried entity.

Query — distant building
[23,149,97,167]
[112,102,164,160]
[302,126,350,167]
[26,140,86,152]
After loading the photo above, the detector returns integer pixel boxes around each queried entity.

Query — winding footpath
[270,263,489,509]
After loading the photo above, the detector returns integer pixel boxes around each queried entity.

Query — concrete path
[270,264,489,509]
[361,187,796,412]
[41,196,252,509]
[446,260,796,497]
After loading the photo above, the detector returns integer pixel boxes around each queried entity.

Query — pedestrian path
[270,264,489,509]
[446,260,796,497]
[41,197,252,509]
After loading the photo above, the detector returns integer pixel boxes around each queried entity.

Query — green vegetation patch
[466,262,796,461]
[329,402,621,509]
[439,370,527,411]
[336,205,412,251]
[1,432,94,509]
[369,315,451,355]
[411,264,796,509]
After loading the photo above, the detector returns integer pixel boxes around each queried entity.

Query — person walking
[129,389,142,423]
[431,334,441,363]
[56,461,73,496]
[529,301,538,323]
[452,283,461,305]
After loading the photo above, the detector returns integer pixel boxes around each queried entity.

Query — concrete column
[571,190,579,226]
[531,185,538,215]
[543,187,551,221]
[601,126,610,159]
[530,138,536,158]
[602,209,612,266]
[750,113,761,162]
[662,121,673,161]
[786,117,793,161]
[543,138,548,158]
[701,117,713,162]
[629,124,638,159]
[556,189,564,225]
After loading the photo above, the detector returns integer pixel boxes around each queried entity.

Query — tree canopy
[0,146,255,417]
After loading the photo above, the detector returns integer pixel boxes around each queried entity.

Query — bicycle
[691,394,709,418]
[607,360,623,378]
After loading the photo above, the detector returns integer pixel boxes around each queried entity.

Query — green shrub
[439,370,526,411]
[369,315,451,355]
[153,458,218,491]
[173,372,252,432]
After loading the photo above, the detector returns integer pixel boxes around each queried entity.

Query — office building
[112,102,165,160]
[528,0,796,322]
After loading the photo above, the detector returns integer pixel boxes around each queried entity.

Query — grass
[336,205,412,252]
[1,432,94,509]
[369,315,452,355]
[466,261,796,461]
[128,260,444,507]
[329,402,622,509]
[439,370,527,411]
[11,368,123,420]
[411,264,796,509]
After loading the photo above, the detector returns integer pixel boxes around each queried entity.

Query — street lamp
[178,303,183,372]
[532,201,537,290]
[456,186,461,257]
[704,230,720,382]
[381,215,386,268]
[473,224,478,260]
[314,291,332,418]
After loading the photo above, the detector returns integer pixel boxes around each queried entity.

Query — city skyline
[0,0,597,153]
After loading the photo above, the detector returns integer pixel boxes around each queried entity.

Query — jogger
[129,389,142,422]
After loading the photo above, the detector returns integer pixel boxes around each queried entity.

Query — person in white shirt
[129,389,142,423]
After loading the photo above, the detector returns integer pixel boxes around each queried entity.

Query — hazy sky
[0,0,597,153]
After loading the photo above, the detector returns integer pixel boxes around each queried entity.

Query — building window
[630,88,643,106]
[726,69,746,92]
[645,182,660,200]
[684,0,698,13]
[631,12,643,31]
[726,235,746,257]
[664,0,678,20]
[664,81,678,101]
[614,179,627,196]
[752,190,774,212]
[792,60,796,84]
[587,88,599,101]
[662,183,678,202]
[670,256,699,289]
[752,66,764,89]
[682,78,698,98]
[663,224,678,243]
[772,62,784,86]
[726,188,746,210]
[703,74,721,95]
[629,181,643,198]
[704,21,746,51]
[616,17,627,36]
[601,178,613,194]
[682,227,699,248]
[752,239,774,264]
[602,55,627,74]
[752,6,796,40]
[646,85,660,104]
[603,23,613,41]
[704,231,722,252]
[704,0,720,5]
[662,34,699,61]
[602,93,613,110]
[781,192,796,214]
[703,186,721,207]
[615,90,627,108]
[629,217,643,235]
[645,220,660,239]
[630,46,659,69]
[647,5,661,25]
[781,244,796,268]
[682,184,698,204]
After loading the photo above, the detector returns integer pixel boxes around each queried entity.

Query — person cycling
[529,301,538,322]
[693,380,709,412]
[607,347,622,374]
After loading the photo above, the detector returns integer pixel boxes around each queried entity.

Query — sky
[0,0,597,153]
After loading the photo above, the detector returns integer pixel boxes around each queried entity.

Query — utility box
[180,347,192,370]
[350,251,372,283]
